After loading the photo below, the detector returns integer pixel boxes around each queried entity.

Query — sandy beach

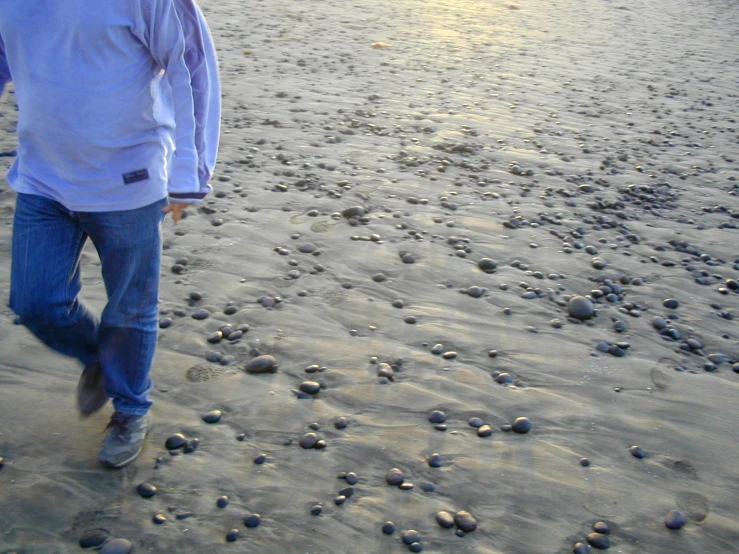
[1,0,738,552]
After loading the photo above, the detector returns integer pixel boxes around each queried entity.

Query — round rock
[386,467,405,486]
[629,445,646,459]
[512,417,532,434]
[299,381,321,395]
[382,521,396,534]
[477,424,493,437]
[299,433,319,449]
[401,529,421,545]
[136,482,157,498]
[243,513,261,528]
[191,308,210,320]
[428,410,446,424]
[245,355,278,374]
[100,539,133,554]
[568,296,594,320]
[665,509,687,530]
[586,532,610,549]
[226,529,240,542]
[436,511,455,528]
[454,510,477,532]
[165,433,187,449]
[79,529,110,549]
[202,410,222,424]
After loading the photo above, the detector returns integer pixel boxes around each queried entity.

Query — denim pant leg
[81,198,167,416]
[10,193,100,366]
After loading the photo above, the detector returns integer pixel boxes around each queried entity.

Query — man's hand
[162,201,189,223]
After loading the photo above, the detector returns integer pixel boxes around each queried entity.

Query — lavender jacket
[0,0,220,211]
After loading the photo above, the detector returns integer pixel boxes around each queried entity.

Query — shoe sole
[98,418,153,469]
[99,445,144,469]
[77,362,109,417]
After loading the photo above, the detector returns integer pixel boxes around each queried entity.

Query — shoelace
[105,413,132,440]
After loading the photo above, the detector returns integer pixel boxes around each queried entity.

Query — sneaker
[98,412,153,468]
[77,360,108,417]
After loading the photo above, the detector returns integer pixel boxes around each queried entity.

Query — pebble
[245,355,278,374]
[202,410,222,424]
[165,433,187,450]
[477,424,493,437]
[216,495,229,508]
[386,467,405,486]
[664,509,687,529]
[184,438,199,454]
[226,529,240,542]
[478,258,498,273]
[254,453,267,464]
[428,453,443,468]
[345,472,359,485]
[152,514,167,524]
[401,529,421,545]
[593,521,610,534]
[310,505,322,516]
[629,445,646,459]
[580,458,591,467]
[299,433,320,449]
[243,513,262,528]
[428,410,446,423]
[568,296,595,320]
[100,539,133,554]
[382,521,396,534]
[454,510,477,532]
[586,532,610,549]
[512,417,532,434]
[79,529,110,549]
[573,543,589,554]
[334,416,349,429]
[468,417,485,428]
[191,308,210,320]
[663,298,680,309]
[137,482,157,498]
[436,511,455,528]
[299,381,321,394]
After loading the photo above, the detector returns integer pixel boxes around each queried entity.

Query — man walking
[0,0,220,468]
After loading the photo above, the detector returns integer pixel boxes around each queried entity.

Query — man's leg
[82,197,166,467]
[10,193,100,366]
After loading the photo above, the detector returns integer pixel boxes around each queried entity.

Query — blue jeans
[9,193,167,416]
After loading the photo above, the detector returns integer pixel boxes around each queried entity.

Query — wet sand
[1,0,738,552]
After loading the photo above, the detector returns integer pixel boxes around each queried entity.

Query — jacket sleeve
[0,33,11,98]
[138,0,221,202]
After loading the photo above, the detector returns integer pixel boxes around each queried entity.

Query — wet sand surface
[1,0,738,552]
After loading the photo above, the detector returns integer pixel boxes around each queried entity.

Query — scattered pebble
[100,538,133,554]
[511,417,532,434]
[243,513,262,528]
[586,532,610,549]
[629,445,646,459]
[436,511,455,528]
[202,409,222,424]
[386,467,405,486]
[664,509,687,530]
[454,510,477,532]
[245,355,278,374]
[136,482,157,498]
[79,529,109,549]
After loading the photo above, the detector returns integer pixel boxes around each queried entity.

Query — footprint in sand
[309,220,338,234]
[650,358,677,390]
[186,363,225,383]
[676,491,709,522]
